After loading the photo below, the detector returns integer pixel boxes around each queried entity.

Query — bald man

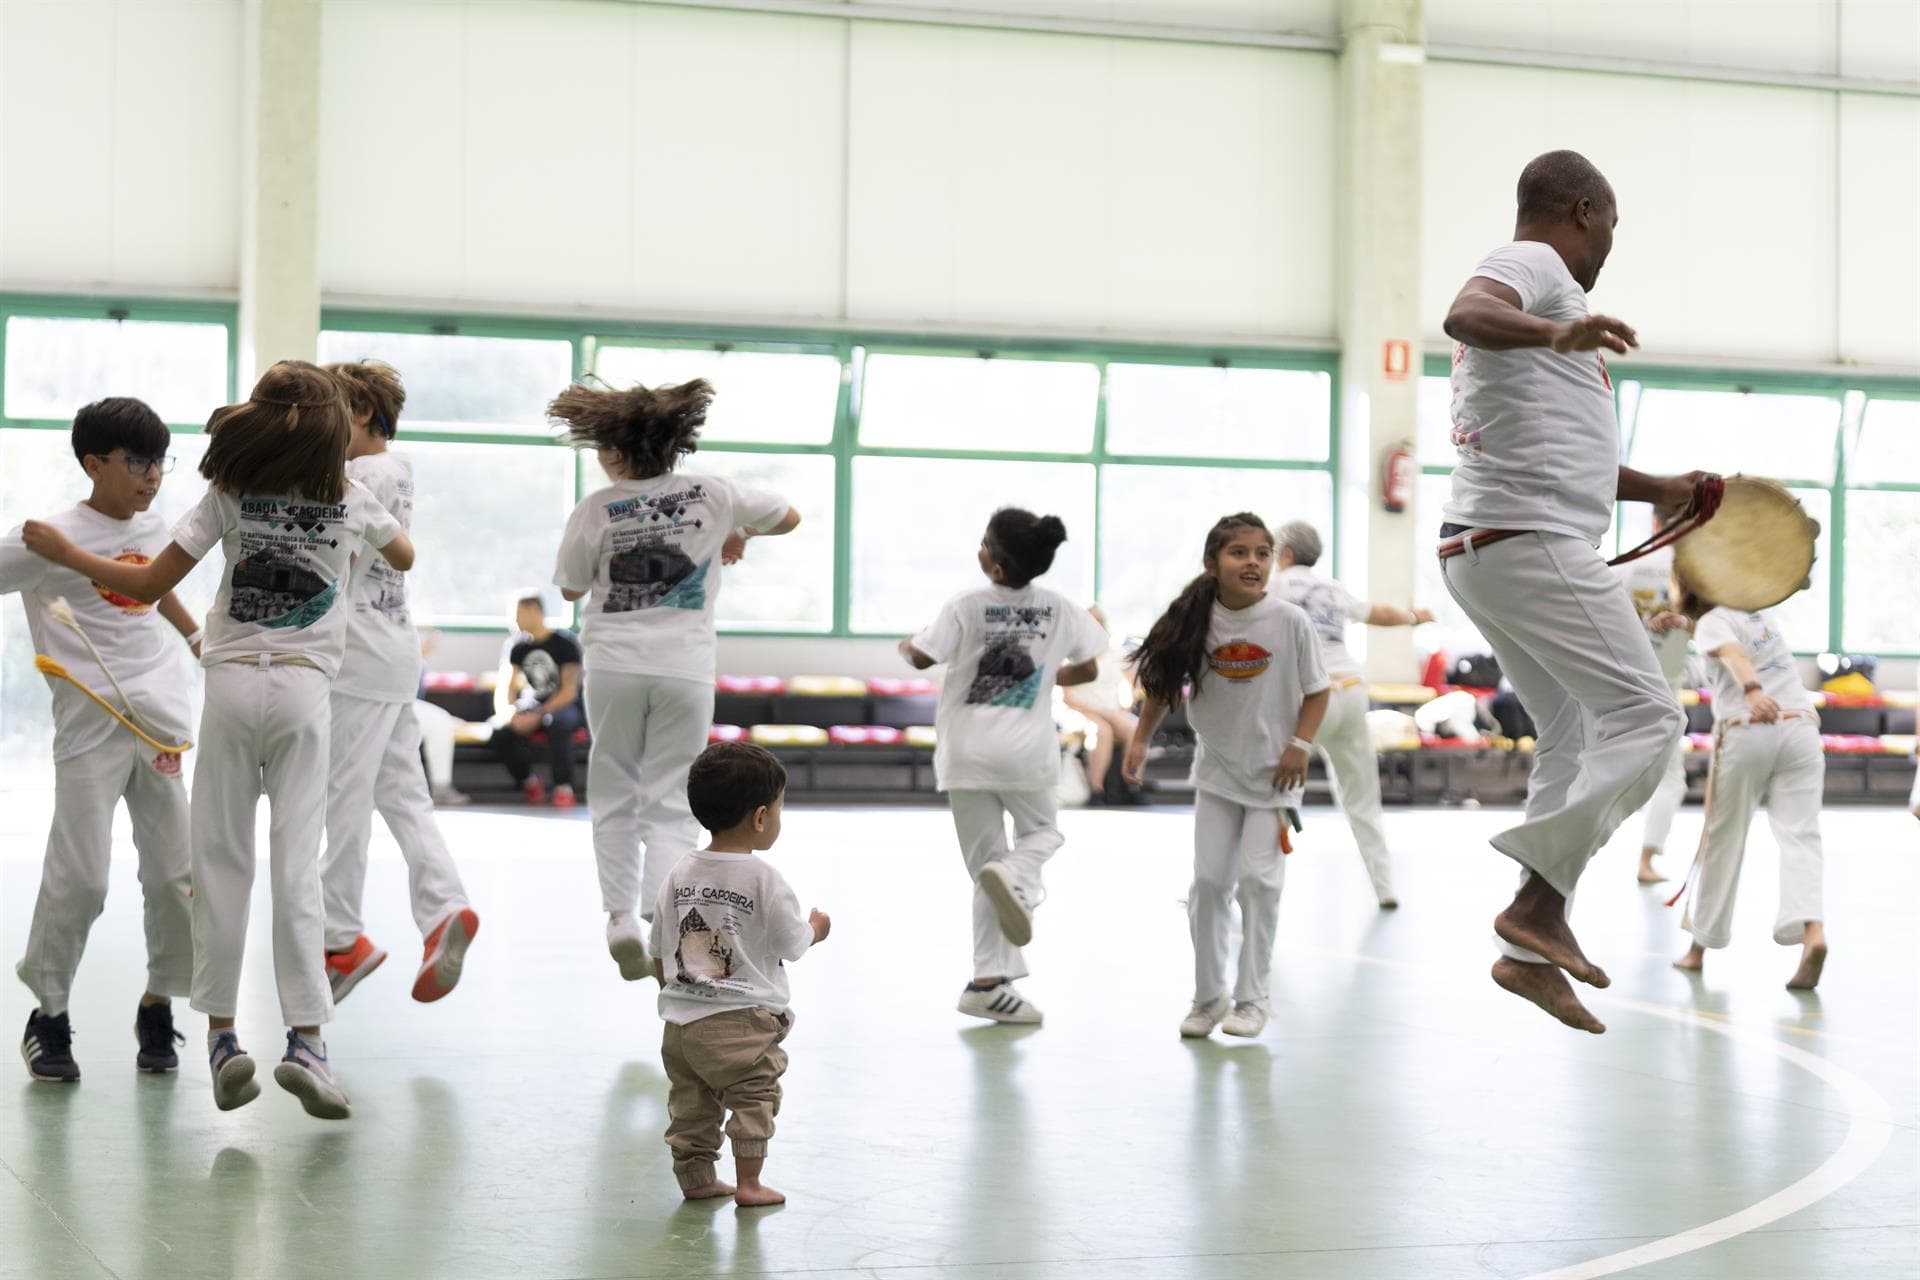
[1437,149,1715,1034]
[1273,520,1430,908]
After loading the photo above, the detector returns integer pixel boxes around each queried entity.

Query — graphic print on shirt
[965,602,1055,709]
[227,498,345,629]
[521,649,561,699]
[1209,638,1273,682]
[1745,615,1795,680]
[1292,581,1350,647]
[358,472,412,624]
[602,485,712,614]
[92,550,155,613]
[670,885,757,996]
[1449,343,1484,457]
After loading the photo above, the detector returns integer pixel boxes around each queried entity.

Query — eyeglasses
[95,453,175,475]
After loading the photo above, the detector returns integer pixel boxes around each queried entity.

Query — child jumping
[1122,513,1330,1040]
[900,509,1106,1026]
[318,359,479,1006]
[23,361,413,1119]
[3,397,199,1081]
[651,741,828,1208]
[548,379,799,982]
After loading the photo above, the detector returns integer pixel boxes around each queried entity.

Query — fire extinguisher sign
[1383,339,1411,381]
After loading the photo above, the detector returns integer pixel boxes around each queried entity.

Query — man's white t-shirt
[1615,545,1689,687]
[172,483,403,679]
[552,473,788,682]
[0,505,194,763]
[1188,595,1330,809]
[1444,240,1620,546]
[335,452,421,704]
[1694,607,1813,721]
[1274,564,1369,683]
[651,850,814,1026]
[912,582,1109,792]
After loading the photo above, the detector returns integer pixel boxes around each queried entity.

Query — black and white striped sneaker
[22,1009,80,1083]
[957,981,1043,1026]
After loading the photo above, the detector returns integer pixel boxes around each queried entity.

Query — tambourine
[1669,475,1820,612]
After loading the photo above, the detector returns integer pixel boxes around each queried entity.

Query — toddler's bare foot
[1673,943,1705,973]
[1491,958,1605,1034]
[683,1180,736,1201]
[1637,849,1668,884]
[1493,876,1610,988]
[1787,939,1827,991]
[735,1180,785,1208]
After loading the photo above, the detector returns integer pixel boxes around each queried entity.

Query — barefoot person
[1436,149,1712,1034]
[1617,526,1692,885]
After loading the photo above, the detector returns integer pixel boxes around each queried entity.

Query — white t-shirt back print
[1444,240,1620,546]
[650,851,815,1026]
[172,482,403,678]
[912,583,1108,792]
[335,451,422,703]
[1274,564,1369,682]
[1694,607,1813,721]
[1188,595,1329,810]
[553,472,788,682]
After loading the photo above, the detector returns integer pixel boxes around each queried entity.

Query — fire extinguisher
[1383,442,1414,513]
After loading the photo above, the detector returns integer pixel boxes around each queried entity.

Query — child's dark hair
[71,397,168,466]
[1129,512,1273,705]
[326,359,406,439]
[548,379,714,479]
[200,361,350,504]
[1670,569,1716,622]
[688,741,788,834]
[983,508,1068,588]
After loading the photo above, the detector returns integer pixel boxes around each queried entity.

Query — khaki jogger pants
[661,1007,792,1191]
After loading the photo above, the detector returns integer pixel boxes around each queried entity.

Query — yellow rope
[33,655,192,754]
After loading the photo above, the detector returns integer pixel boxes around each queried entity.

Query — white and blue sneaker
[209,1031,260,1110]
[273,1031,350,1120]
[957,981,1043,1026]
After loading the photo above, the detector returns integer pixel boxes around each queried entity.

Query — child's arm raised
[21,522,197,604]
[1122,696,1173,784]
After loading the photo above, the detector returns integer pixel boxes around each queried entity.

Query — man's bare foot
[1491,958,1605,1034]
[1787,929,1828,991]
[1379,897,1400,910]
[734,1180,785,1208]
[683,1181,736,1201]
[1637,849,1668,885]
[1492,876,1610,988]
[1673,942,1705,972]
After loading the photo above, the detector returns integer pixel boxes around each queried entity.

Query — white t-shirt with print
[650,850,815,1026]
[334,452,422,703]
[1694,607,1813,721]
[552,473,788,682]
[912,582,1109,792]
[1444,240,1621,546]
[0,504,195,763]
[1188,595,1330,809]
[1615,545,1689,687]
[1274,564,1369,682]
[171,483,403,679]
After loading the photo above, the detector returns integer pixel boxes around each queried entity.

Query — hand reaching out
[721,532,749,565]
[1552,314,1638,355]
[1647,611,1692,634]
[20,520,75,566]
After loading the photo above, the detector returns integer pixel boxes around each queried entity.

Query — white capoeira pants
[948,788,1062,981]
[189,661,333,1027]
[1190,790,1286,1006]
[15,735,193,1014]
[1441,533,1684,963]
[586,671,713,919]
[321,692,471,952]
[412,698,457,791]
[1316,681,1394,902]
[1682,717,1825,949]
[1638,731,1689,854]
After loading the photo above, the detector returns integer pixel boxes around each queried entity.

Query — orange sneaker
[551,785,577,809]
[412,908,480,1003]
[324,936,387,1004]
[521,776,546,805]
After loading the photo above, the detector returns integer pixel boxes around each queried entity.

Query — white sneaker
[1179,997,1230,1038]
[430,784,471,807]
[956,982,1043,1026]
[1221,1000,1269,1038]
[209,1032,260,1111]
[607,914,652,982]
[977,863,1035,947]
[273,1031,349,1120]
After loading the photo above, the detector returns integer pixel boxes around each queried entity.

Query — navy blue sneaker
[135,1002,184,1073]
[22,1009,79,1083]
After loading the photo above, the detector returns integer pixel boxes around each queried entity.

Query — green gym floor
[2,795,1915,1280]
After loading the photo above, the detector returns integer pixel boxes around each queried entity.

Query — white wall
[841,1,1338,37]
[0,0,240,292]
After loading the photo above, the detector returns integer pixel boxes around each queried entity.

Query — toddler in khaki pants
[651,742,830,1206]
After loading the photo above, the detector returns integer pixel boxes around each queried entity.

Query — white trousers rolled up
[1316,681,1394,902]
[948,788,1061,981]
[1638,733,1689,854]
[1190,790,1285,1006]
[412,698,457,791]
[1440,534,1684,928]
[1682,717,1825,948]
[321,692,471,952]
[15,735,193,1014]
[586,671,713,919]
[189,661,333,1027]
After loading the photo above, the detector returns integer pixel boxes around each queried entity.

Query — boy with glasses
[1,397,202,1081]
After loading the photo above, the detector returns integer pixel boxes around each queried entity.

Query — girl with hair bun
[1121,513,1330,1041]
[23,360,415,1121]
[899,507,1108,1027]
